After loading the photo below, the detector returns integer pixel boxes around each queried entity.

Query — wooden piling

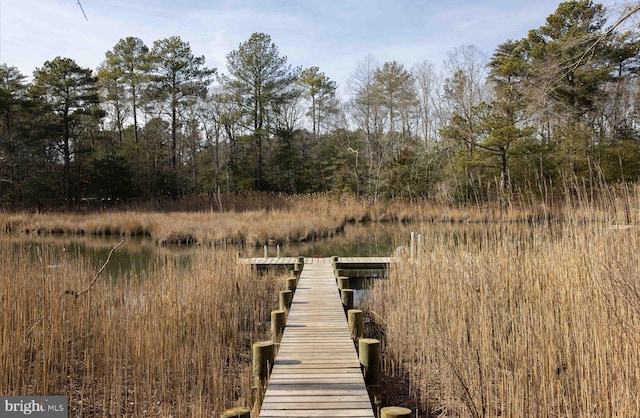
[279,289,293,311]
[220,406,251,418]
[348,309,364,339]
[341,288,354,311]
[359,338,381,390]
[271,309,286,344]
[252,340,274,388]
[381,406,412,418]
[286,277,297,293]
[294,256,304,272]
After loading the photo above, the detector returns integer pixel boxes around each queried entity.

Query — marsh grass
[368,219,640,416]
[4,187,640,416]
[1,195,362,246]
[6,191,625,248]
[0,242,280,416]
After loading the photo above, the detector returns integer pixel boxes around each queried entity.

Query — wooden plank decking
[240,256,391,266]
[259,259,375,417]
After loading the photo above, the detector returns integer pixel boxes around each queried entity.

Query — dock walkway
[258,258,375,417]
[241,256,391,266]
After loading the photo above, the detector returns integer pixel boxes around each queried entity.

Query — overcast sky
[0,0,628,94]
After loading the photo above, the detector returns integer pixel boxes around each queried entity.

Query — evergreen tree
[31,57,99,202]
[150,36,215,196]
[221,32,299,190]
[102,37,152,195]
[298,66,339,138]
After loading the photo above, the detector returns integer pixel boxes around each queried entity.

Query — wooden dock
[240,256,391,266]
[258,258,375,417]
[240,256,392,278]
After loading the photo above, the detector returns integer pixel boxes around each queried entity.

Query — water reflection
[4,221,557,283]
[4,235,193,282]
[243,222,406,258]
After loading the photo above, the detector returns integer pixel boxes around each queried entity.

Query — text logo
[0,397,67,417]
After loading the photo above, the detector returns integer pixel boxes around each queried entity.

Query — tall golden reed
[0,242,280,416]
[369,221,640,416]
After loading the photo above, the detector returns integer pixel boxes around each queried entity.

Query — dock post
[337,276,350,292]
[252,340,274,388]
[341,288,354,311]
[348,309,364,339]
[286,277,297,293]
[279,290,293,311]
[220,407,251,418]
[359,338,381,392]
[295,256,304,272]
[271,309,286,344]
[293,256,303,276]
[381,406,412,418]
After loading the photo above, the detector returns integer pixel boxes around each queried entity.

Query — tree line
[1,0,639,209]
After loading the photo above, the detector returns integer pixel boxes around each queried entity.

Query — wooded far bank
[2,1,640,210]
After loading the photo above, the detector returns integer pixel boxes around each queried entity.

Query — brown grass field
[367,191,640,416]
[0,241,284,416]
[1,189,640,416]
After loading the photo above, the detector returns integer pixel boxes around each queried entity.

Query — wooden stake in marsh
[341,288,354,311]
[359,338,381,391]
[338,276,350,291]
[271,309,286,344]
[279,290,293,311]
[252,340,274,388]
[381,406,412,418]
[348,309,364,339]
[293,263,302,277]
[286,277,297,293]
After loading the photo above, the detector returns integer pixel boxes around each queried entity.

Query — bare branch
[571,4,640,72]
[64,239,125,298]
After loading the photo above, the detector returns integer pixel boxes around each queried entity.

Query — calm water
[3,222,406,281]
[6,221,552,281]
[245,222,406,258]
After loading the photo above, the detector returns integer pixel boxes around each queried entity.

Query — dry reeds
[3,186,640,416]
[368,220,640,417]
[1,195,358,247]
[0,242,280,416]
[6,188,639,247]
